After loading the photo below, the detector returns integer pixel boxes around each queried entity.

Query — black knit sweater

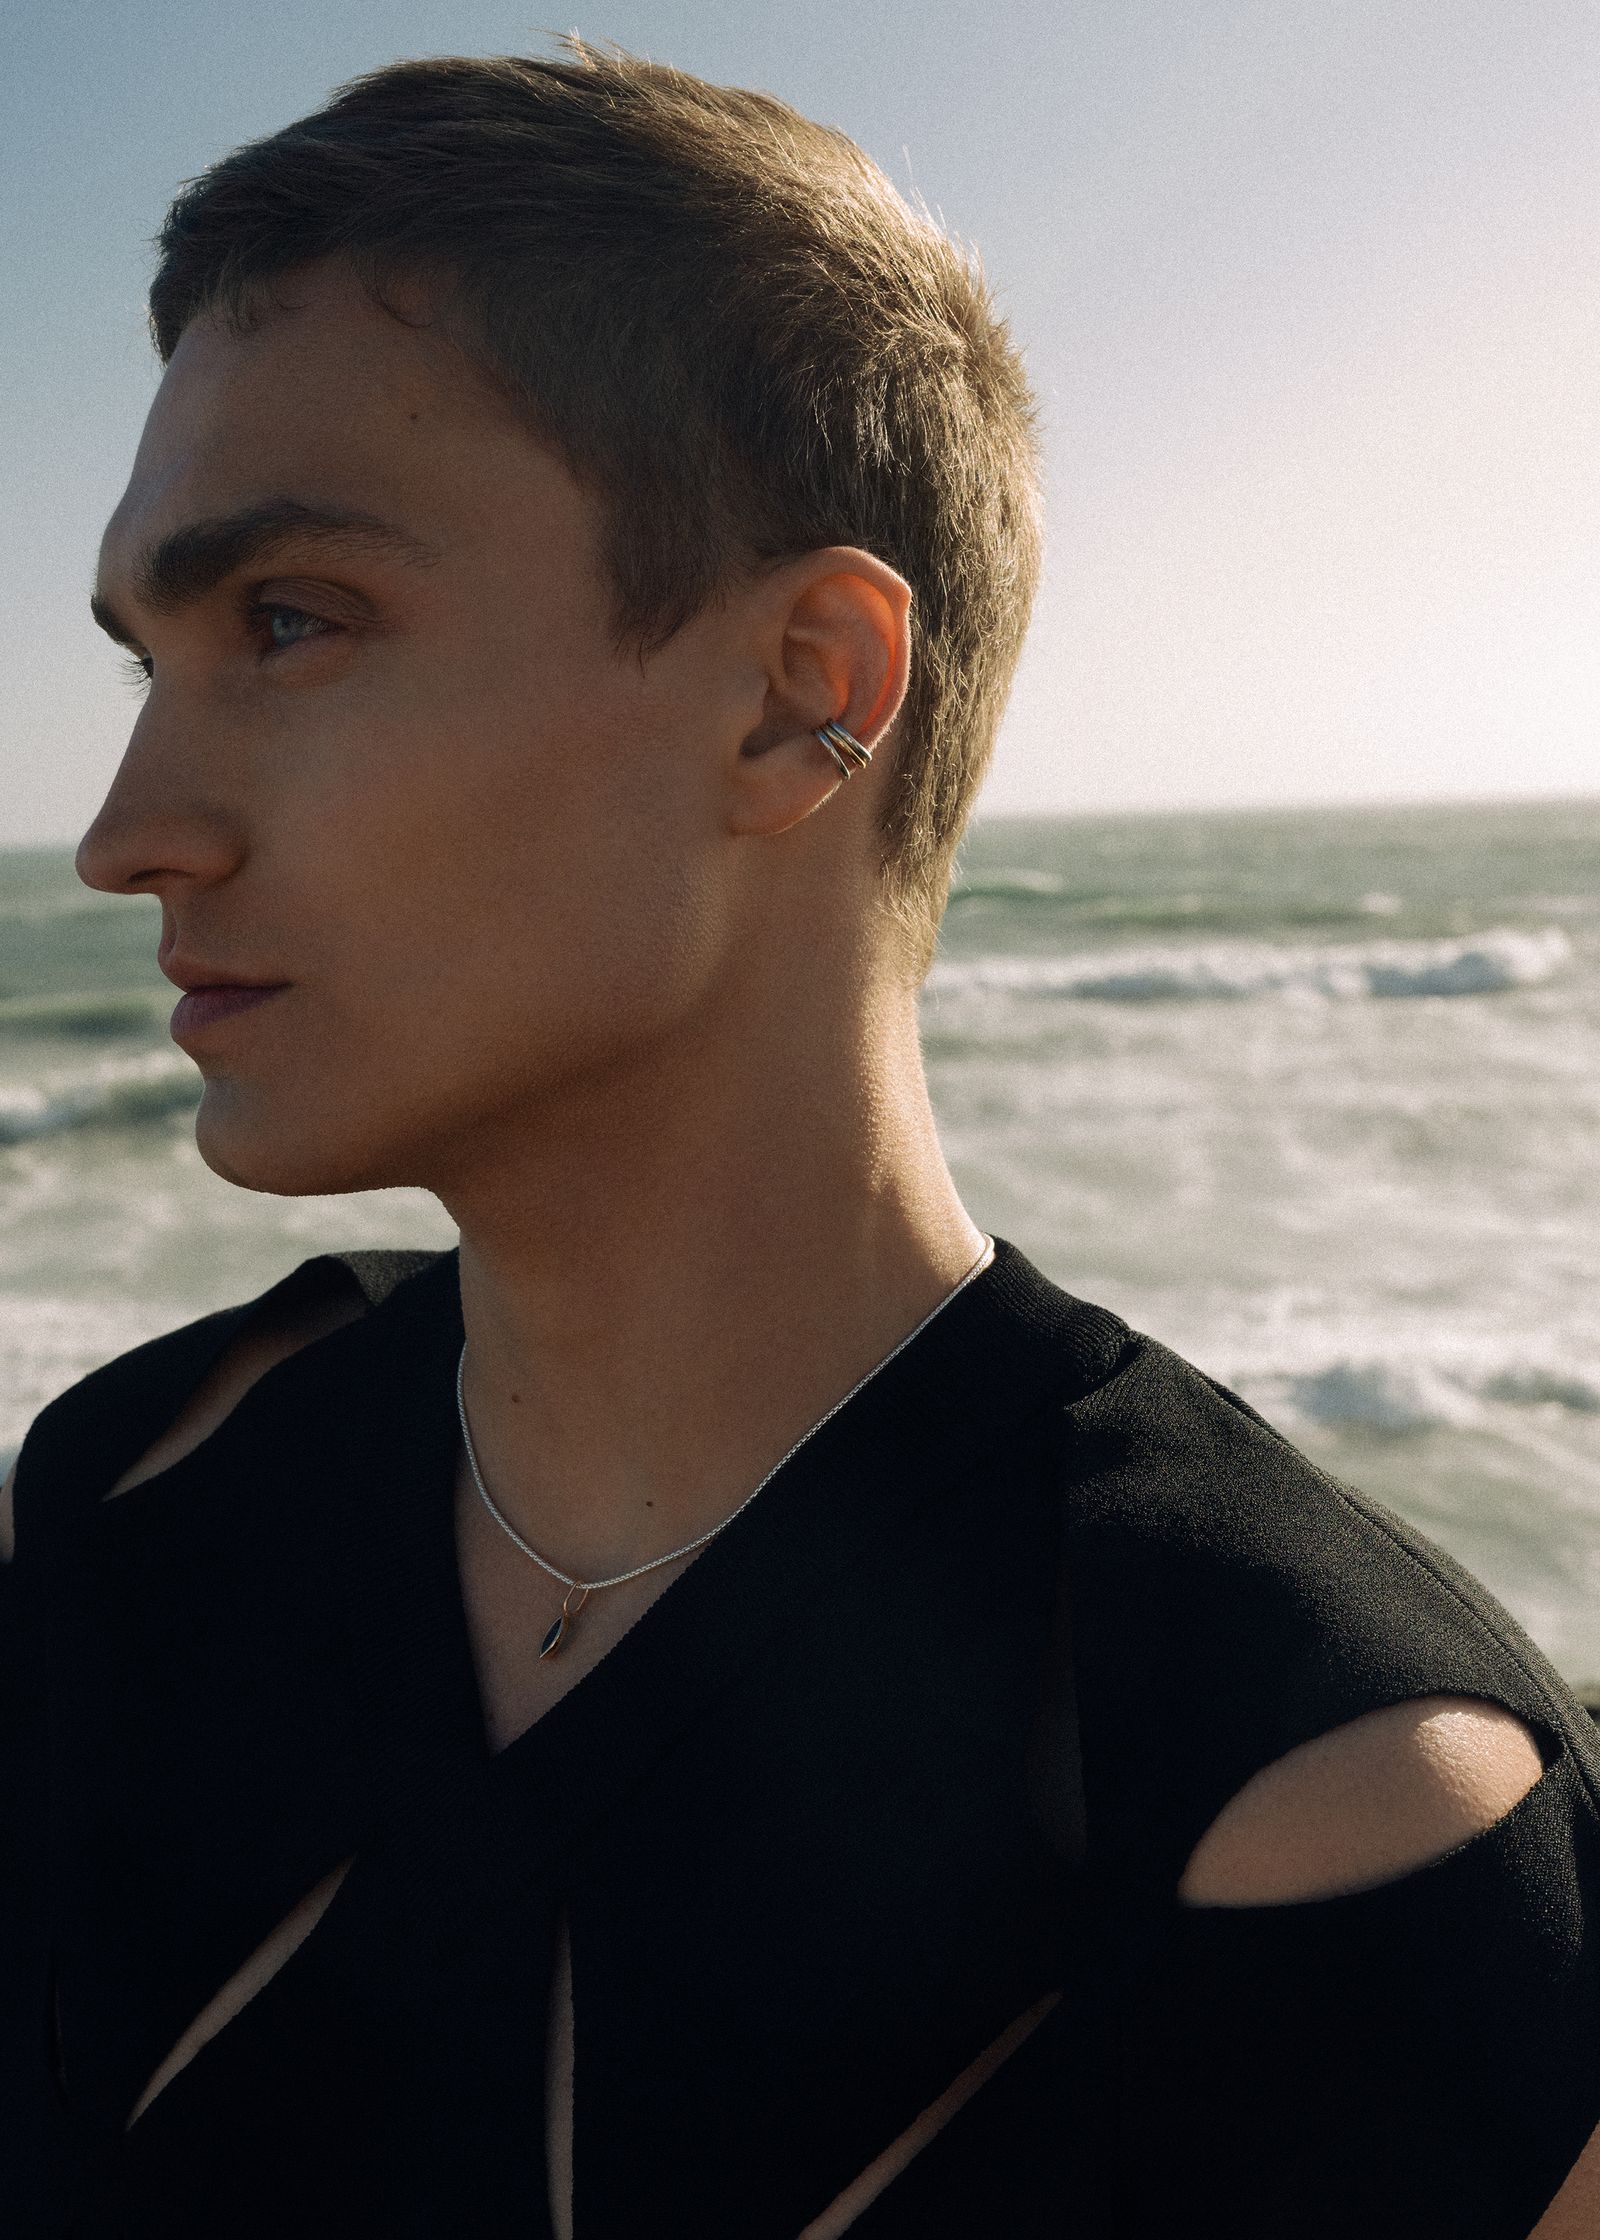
[4,1241,1598,2235]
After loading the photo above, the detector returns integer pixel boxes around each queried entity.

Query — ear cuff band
[815,719,874,779]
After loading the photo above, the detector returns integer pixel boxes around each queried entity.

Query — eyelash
[116,601,338,691]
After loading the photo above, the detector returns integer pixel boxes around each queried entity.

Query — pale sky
[4,0,1597,844]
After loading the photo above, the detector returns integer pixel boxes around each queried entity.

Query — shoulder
[1049,1325,1600,1878]
[1063,1329,1576,1731]
[2,1248,452,1564]
[981,1247,1586,1776]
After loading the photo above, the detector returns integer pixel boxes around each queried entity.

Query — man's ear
[725,547,911,840]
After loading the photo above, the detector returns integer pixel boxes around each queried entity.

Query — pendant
[539,1581,590,1660]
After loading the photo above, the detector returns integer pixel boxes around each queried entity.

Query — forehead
[99,261,567,589]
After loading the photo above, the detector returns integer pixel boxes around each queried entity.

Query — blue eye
[252,602,334,654]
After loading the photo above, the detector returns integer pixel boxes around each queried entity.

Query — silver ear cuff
[815,719,874,779]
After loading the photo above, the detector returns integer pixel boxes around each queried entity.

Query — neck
[439,974,982,1580]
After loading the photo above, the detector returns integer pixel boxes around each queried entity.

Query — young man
[4,47,1598,2238]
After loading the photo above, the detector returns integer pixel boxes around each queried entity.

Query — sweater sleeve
[1112,1750,1600,2238]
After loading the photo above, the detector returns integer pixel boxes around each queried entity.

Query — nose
[75,704,244,900]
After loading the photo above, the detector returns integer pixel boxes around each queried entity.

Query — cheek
[295,703,723,1086]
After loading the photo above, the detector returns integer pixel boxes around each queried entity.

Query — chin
[193,1082,407,1199]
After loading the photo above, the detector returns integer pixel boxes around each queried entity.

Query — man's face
[83,262,742,1197]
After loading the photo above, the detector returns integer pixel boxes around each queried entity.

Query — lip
[170,983,289,1045]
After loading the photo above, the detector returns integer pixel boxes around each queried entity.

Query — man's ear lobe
[724,718,862,839]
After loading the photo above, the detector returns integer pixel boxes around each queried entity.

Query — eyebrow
[90,499,439,646]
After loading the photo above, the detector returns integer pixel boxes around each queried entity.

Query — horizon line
[10,782,1600,854]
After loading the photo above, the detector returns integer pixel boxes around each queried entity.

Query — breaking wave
[949,870,1072,904]
[946,878,1404,932]
[0,1058,199,1145]
[1243,1354,1600,1437]
[0,993,164,1038]
[945,869,1407,931]
[928,927,1570,1005]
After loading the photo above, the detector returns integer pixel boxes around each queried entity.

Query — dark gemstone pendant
[539,1582,589,1661]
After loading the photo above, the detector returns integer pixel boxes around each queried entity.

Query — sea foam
[0,993,165,1039]
[0,1057,199,1145]
[1240,1352,1600,1438]
[928,926,1570,1004]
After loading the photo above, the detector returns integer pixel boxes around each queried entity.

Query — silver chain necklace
[455,1236,995,1660]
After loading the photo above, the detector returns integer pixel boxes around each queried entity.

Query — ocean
[3,797,1598,1681]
